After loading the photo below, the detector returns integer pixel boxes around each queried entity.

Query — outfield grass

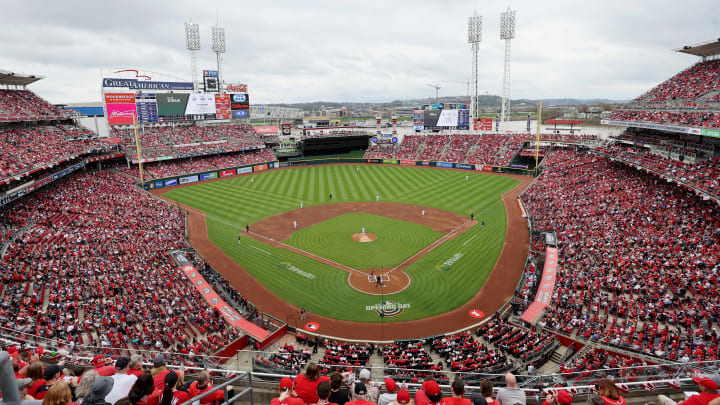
[163,165,519,322]
[285,213,442,269]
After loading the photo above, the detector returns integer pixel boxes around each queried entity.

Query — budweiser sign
[226,83,248,92]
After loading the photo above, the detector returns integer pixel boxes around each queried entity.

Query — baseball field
[162,164,520,323]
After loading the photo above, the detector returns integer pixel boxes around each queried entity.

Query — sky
[2,0,719,104]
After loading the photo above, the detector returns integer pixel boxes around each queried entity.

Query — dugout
[300,134,371,156]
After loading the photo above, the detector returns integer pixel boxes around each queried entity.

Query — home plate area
[367,273,390,283]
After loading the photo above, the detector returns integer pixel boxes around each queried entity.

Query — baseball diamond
[157,164,530,338]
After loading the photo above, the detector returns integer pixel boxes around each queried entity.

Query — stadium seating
[523,150,720,362]
[114,124,264,159]
[0,171,244,365]
[609,109,720,128]
[0,90,71,121]
[635,59,720,103]
[0,125,107,181]
[117,149,276,180]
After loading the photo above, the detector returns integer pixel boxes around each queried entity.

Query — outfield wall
[141,160,280,190]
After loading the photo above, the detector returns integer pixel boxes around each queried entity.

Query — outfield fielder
[376,195,380,202]
[293,220,297,229]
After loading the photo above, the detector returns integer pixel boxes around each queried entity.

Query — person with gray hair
[127,356,144,378]
[75,370,100,404]
[495,373,525,405]
[188,370,224,405]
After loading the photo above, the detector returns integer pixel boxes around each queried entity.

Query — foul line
[249,245,271,255]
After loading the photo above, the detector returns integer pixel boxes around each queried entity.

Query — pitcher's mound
[352,233,377,242]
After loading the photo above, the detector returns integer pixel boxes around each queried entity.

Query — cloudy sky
[2,0,719,104]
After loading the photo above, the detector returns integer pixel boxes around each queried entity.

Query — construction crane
[427,80,471,105]
[426,83,441,103]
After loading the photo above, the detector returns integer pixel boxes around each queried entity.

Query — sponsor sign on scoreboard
[106,103,136,125]
[185,93,217,115]
[214,94,231,120]
[230,93,250,110]
[102,78,194,91]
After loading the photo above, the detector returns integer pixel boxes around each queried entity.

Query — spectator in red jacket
[188,371,224,405]
[270,377,305,405]
[293,362,330,404]
[657,377,719,405]
[150,356,170,392]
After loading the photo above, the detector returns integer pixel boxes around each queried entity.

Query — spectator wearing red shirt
[416,380,442,405]
[150,356,171,392]
[270,377,305,405]
[160,371,190,405]
[595,380,627,405]
[92,355,116,377]
[440,380,471,405]
[293,362,330,404]
[188,370,224,405]
[658,377,720,405]
[127,356,144,378]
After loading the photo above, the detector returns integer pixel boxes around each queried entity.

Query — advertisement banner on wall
[156,93,189,116]
[219,169,235,177]
[253,164,268,172]
[164,179,178,187]
[200,172,218,181]
[230,93,250,110]
[382,159,399,165]
[400,160,415,166]
[104,93,136,104]
[416,161,431,166]
[456,163,474,170]
[237,167,253,174]
[179,175,199,184]
[106,103,137,125]
[436,162,454,168]
[153,180,164,189]
[232,110,249,119]
[185,94,217,115]
[102,78,194,91]
[214,94,231,120]
[521,247,559,324]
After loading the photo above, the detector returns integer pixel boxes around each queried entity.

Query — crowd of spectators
[0,90,72,120]
[609,109,720,129]
[0,171,244,367]
[430,332,508,378]
[635,59,720,104]
[364,133,596,167]
[0,125,108,180]
[522,150,720,362]
[116,149,276,180]
[477,322,556,364]
[596,144,720,197]
[381,340,448,384]
[114,124,264,159]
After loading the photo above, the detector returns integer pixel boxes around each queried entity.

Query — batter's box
[367,274,390,283]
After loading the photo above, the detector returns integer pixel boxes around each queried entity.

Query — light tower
[185,21,200,92]
[499,7,516,123]
[468,11,482,122]
[211,22,226,93]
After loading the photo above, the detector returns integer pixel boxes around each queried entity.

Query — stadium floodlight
[185,21,200,91]
[212,24,226,92]
[500,7,516,123]
[468,12,482,123]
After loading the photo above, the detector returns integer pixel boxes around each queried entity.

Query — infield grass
[163,164,519,322]
[285,213,442,269]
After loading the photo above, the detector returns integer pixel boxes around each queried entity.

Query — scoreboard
[414,104,470,130]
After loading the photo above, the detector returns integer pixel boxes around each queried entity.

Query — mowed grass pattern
[163,165,519,322]
[285,213,443,269]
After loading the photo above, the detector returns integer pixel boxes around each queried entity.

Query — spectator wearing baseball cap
[34,364,65,400]
[106,357,138,405]
[92,356,116,378]
[271,377,304,405]
[657,377,720,405]
[150,356,170,392]
[84,376,115,405]
[378,378,398,405]
[351,369,378,404]
[346,382,375,405]
[439,380,471,405]
[391,389,412,405]
[416,379,442,405]
[540,390,572,405]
